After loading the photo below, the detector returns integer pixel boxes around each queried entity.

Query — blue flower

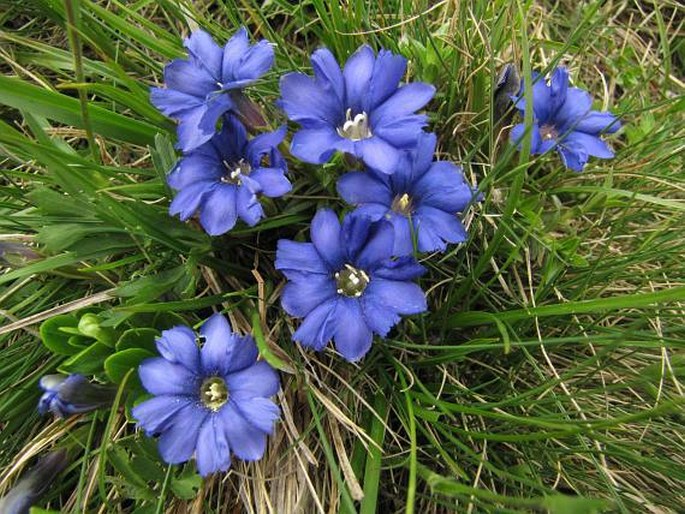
[337,132,478,255]
[510,67,621,171]
[168,116,291,236]
[151,28,274,152]
[278,45,435,175]
[38,374,115,418]
[132,315,281,477]
[275,209,427,362]
[0,450,68,514]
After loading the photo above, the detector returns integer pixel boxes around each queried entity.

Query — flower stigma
[200,377,229,411]
[335,264,370,297]
[221,159,251,185]
[540,124,559,141]
[391,193,413,215]
[337,108,372,141]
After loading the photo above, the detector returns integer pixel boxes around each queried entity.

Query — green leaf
[542,494,607,514]
[59,342,113,374]
[0,75,158,145]
[105,349,154,384]
[116,328,160,353]
[170,468,202,500]
[78,313,117,346]
[40,314,80,355]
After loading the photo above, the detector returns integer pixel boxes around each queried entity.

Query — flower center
[391,193,414,215]
[221,159,251,185]
[200,376,229,411]
[540,123,559,141]
[335,264,370,298]
[337,108,373,141]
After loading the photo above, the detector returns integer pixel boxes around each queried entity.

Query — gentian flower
[168,116,291,236]
[38,374,115,418]
[337,132,478,255]
[132,314,281,477]
[151,27,274,152]
[510,67,621,171]
[278,45,435,174]
[275,209,427,362]
[0,450,68,514]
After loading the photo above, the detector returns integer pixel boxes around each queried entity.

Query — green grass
[1,0,684,512]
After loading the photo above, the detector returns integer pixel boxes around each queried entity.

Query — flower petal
[290,127,342,164]
[336,171,392,206]
[157,402,208,464]
[311,48,345,105]
[221,27,250,79]
[249,167,291,198]
[132,395,190,436]
[156,326,201,372]
[167,154,223,190]
[220,403,267,460]
[184,30,223,81]
[246,125,287,166]
[557,143,588,172]
[563,131,614,158]
[275,240,330,278]
[415,205,468,252]
[356,218,395,270]
[365,49,407,110]
[199,184,238,236]
[175,95,234,153]
[230,40,274,83]
[310,208,344,269]
[169,180,215,221]
[549,67,569,115]
[279,73,343,127]
[196,415,231,476]
[573,112,621,134]
[150,87,203,117]
[226,361,280,400]
[371,83,435,127]
[372,115,429,148]
[281,276,337,318]
[357,137,401,175]
[292,298,338,351]
[236,184,264,226]
[360,293,400,337]
[555,87,593,128]
[333,298,373,362]
[343,45,375,114]
[373,255,426,281]
[164,59,216,97]
[139,358,199,396]
[365,278,427,315]
[413,162,475,212]
[234,397,280,434]
[200,314,234,375]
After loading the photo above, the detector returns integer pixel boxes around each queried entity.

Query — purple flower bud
[38,374,115,418]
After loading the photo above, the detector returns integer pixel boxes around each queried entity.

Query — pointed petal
[333,298,373,362]
[371,83,435,127]
[164,59,216,97]
[311,48,345,104]
[221,27,250,79]
[281,276,337,318]
[373,255,426,281]
[231,40,274,83]
[365,278,427,315]
[138,358,199,396]
[226,361,280,400]
[200,314,235,375]
[275,240,330,278]
[199,184,238,235]
[246,125,287,165]
[563,131,614,158]
[236,185,264,226]
[573,112,621,134]
[196,415,231,476]
[343,45,375,114]
[184,30,222,80]
[413,162,475,212]
[279,72,343,127]
[336,171,392,206]
[150,87,203,118]
[132,395,190,436]
[169,181,215,220]
[156,326,201,372]
[221,403,267,460]
[290,127,342,164]
[415,205,467,252]
[292,298,338,351]
[157,402,208,464]
[365,49,407,110]
[356,218,395,269]
[249,167,291,198]
[234,397,280,434]
[311,208,345,269]
[357,137,401,175]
